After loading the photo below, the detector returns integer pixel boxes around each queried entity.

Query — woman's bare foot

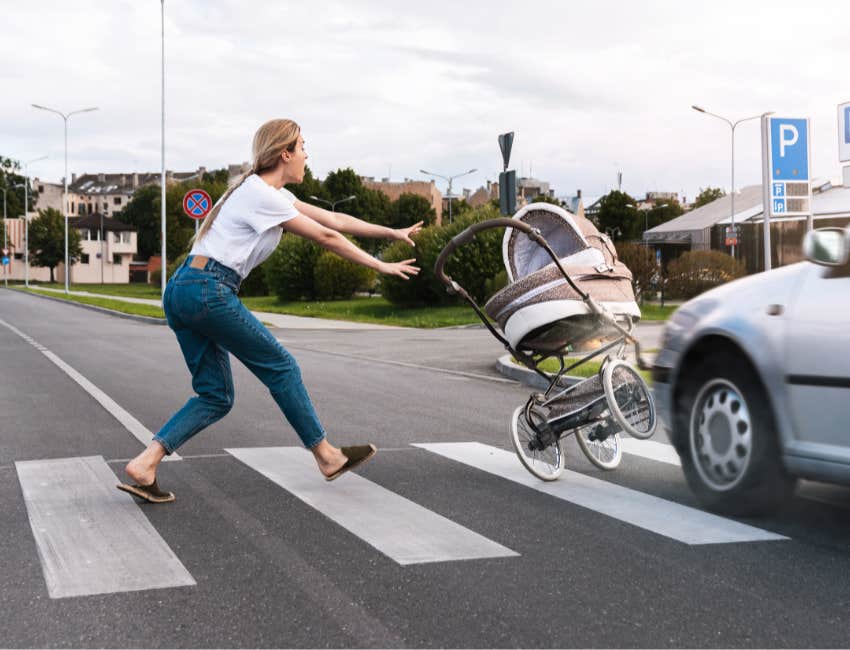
[311,439,348,478]
[125,441,167,485]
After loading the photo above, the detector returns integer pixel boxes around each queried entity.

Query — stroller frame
[435,217,656,480]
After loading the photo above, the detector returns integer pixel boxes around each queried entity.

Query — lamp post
[309,194,356,212]
[22,156,47,287]
[31,104,98,293]
[160,0,167,298]
[692,105,774,258]
[419,168,477,224]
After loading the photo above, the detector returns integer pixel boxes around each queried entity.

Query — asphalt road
[2,288,850,649]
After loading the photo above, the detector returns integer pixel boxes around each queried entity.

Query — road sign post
[498,132,516,216]
[182,189,213,235]
[761,115,812,271]
[839,101,850,164]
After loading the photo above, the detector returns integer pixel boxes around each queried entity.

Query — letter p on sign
[779,124,799,157]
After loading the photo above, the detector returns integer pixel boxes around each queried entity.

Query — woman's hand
[377,258,420,279]
[393,221,424,246]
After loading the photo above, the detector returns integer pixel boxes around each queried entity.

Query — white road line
[15,456,195,598]
[618,437,682,466]
[414,442,787,545]
[226,446,519,565]
[0,317,179,459]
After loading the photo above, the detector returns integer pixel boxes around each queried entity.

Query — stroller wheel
[509,406,564,481]
[602,359,657,440]
[576,424,622,470]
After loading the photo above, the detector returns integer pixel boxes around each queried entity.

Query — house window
[81,254,90,264]
[14,253,23,260]
[113,232,120,243]
[87,203,93,214]
[113,254,122,265]
[121,231,131,243]
[113,197,121,205]
[103,202,108,210]
[38,185,44,192]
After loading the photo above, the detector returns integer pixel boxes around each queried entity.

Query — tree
[387,193,436,229]
[693,187,726,209]
[284,165,325,203]
[116,173,229,260]
[596,191,640,241]
[530,194,562,206]
[28,208,83,282]
[0,155,37,223]
[644,199,685,230]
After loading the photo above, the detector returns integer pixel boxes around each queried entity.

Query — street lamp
[32,104,99,293]
[309,194,356,212]
[605,226,622,241]
[22,155,47,287]
[692,105,774,258]
[419,168,477,224]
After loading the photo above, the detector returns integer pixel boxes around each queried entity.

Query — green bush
[150,252,188,286]
[264,234,322,301]
[380,204,505,307]
[314,251,376,300]
[239,264,270,297]
[666,250,745,299]
[617,243,658,302]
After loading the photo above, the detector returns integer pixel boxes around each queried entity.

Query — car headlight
[660,309,697,351]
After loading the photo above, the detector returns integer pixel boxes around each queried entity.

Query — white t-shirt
[190,175,299,278]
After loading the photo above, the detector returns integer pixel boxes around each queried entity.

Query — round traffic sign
[182,189,213,220]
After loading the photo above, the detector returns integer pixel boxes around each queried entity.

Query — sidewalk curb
[495,354,581,390]
[9,288,167,326]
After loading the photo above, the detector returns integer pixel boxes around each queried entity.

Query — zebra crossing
[12,440,787,600]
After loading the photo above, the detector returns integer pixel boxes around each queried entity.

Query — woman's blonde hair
[195,118,301,241]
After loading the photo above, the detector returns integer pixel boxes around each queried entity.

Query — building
[517,177,555,202]
[361,177,443,223]
[2,212,137,284]
[31,166,234,217]
[644,180,850,272]
[466,181,500,208]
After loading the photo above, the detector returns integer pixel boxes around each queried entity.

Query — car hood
[679,262,810,317]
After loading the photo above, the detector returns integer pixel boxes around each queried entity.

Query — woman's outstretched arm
[282,213,419,279]
[294,199,423,245]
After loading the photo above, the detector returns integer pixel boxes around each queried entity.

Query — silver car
[653,227,850,515]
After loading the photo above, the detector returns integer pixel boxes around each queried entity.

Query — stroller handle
[434,218,535,292]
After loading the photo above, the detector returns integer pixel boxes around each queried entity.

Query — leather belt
[189,255,210,269]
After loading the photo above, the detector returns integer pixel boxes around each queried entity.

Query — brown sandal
[325,444,377,481]
[116,479,176,503]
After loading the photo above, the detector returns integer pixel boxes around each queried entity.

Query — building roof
[645,185,763,237]
[69,170,205,195]
[68,213,136,232]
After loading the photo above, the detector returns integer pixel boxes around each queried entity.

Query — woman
[117,118,421,503]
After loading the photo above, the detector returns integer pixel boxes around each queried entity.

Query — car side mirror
[803,228,850,266]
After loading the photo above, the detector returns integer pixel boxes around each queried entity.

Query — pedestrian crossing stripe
[226,446,519,565]
[414,442,787,545]
[15,456,195,599]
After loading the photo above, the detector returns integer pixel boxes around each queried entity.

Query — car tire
[673,352,795,516]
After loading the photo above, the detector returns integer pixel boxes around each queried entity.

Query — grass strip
[29,282,162,299]
[513,356,652,383]
[21,288,165,319]
[240,296,481,329]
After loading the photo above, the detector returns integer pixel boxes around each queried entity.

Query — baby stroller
[435,203,656,481]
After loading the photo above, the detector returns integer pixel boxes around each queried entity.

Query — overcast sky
[3,0,849,203]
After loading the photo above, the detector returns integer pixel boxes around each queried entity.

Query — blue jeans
[153,256,326,454]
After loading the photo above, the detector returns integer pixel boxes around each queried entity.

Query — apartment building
[361,177,443,223]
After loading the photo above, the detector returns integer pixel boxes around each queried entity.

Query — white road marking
[618,437,682,466]
[0,317,179,459]
[226,446,519,565]
[15,456,195,598]
[415,442,788,545]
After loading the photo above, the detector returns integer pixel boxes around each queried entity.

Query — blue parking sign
[773,199,786,214]
[770,118,809,181]
[772,182,785,197]
[1,256,8,266]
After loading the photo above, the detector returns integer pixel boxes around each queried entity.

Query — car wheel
[674,352,795,516]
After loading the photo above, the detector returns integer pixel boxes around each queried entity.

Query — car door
[785,261,850,457]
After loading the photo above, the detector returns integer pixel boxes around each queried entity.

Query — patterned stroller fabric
[484,203,640,351]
